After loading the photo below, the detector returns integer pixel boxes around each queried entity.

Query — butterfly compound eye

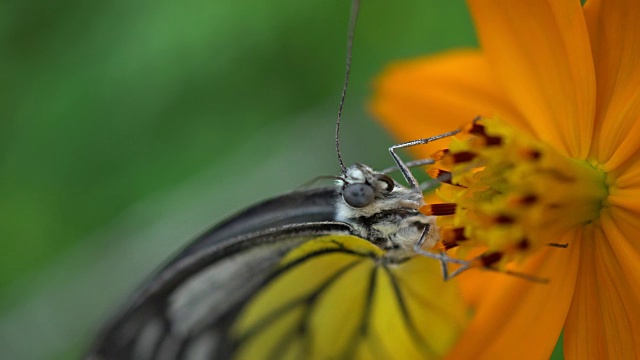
[343,183,375,208]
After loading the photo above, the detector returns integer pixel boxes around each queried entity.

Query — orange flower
[372,0,640,359]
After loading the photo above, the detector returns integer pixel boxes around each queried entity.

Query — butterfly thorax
[335,164,437,250]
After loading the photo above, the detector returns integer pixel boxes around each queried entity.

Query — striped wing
[232,235,467,360]
[86,187,345,359]
[87,223,352,360]
[86,187,467,360]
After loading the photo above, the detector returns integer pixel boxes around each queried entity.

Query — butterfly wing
[169,187,340,260]
[87,187,468,360]
[231,235,468,360]
[86,187,348,359]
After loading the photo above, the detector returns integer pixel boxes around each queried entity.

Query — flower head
[372,0,640,358]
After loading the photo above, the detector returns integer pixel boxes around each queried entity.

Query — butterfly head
[336,164,426,220]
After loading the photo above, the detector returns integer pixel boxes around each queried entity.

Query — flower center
[426,118,608,267]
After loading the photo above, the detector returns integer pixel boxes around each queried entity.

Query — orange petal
[610,157,640,191]
[607,206,640,260]
[584,0,640,169]
[467,0,596,158]
[609,187,640,214]
[455,267,488,307]
[608,163,640,218]
[601,211,640,305]
[370,50,525,159]
[447,230,580,360]
[564,222,640,359]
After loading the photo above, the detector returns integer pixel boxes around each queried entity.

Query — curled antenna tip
[335,0,360,173]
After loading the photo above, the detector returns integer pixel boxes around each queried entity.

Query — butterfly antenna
[335,0,360,173]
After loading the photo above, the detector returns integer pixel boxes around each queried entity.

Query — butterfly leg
[380,158,435,175]
[412,224,469,281]
[387,116,483,188]
[388,129,461,190]
[447,262,472,279]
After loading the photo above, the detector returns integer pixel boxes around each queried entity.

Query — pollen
[436,227,468,251]
[428,118,609,266]
[425,203,457,216]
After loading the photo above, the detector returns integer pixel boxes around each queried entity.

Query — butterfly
[85,145,471,360]
[84,2,472,359]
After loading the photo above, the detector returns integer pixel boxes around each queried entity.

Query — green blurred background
[0,0,562,359]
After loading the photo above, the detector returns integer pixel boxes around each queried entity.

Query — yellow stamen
[431,118,609,264]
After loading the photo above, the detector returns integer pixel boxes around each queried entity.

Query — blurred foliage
[0,0,473,295]
[0,1,556,359]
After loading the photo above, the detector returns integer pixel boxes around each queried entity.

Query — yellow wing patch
[232,235,467,360]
